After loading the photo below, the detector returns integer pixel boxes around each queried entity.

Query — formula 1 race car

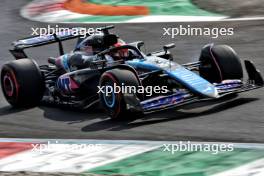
[1,25,263,119]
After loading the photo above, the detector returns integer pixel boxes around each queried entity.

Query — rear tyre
[1,59,45,107]
[99,68,141,119]
[199,44,243,83]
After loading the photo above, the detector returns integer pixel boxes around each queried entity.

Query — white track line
[0,138,264,148]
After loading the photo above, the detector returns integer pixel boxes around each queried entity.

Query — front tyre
[1,59,45,107]
[99,68,141,119]
[199,44,243,83]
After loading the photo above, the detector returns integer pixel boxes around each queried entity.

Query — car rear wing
[9,25,116,60]
[9,29,84,60]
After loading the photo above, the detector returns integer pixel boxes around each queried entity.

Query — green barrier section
[65,0,220,22]
[84,148,264,176]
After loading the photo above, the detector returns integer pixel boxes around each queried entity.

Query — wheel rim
[3,73,14,97]
[103,82,115,108]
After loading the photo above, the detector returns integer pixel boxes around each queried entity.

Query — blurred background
[0,0,264,176]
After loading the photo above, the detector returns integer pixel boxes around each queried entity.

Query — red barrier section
[0,142,33,159]
[63,0,149,16]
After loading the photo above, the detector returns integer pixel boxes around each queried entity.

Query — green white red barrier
[0,139,264,175]
[20,0,225,23]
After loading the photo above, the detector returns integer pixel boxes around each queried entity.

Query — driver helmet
[111,39,129,59]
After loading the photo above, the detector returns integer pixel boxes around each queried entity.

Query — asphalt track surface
[193,0,264,17]
[0,0,263,143]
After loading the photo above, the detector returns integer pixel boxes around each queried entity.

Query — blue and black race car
[1,25,263,119]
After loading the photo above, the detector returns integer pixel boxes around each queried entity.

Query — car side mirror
[137,41,145,50]
[163,43,175,54]
[129,41,144,50]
